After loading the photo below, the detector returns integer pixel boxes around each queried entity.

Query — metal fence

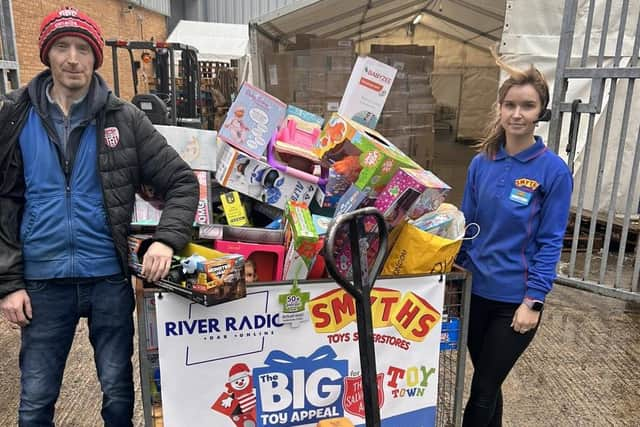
[548,0,640,301]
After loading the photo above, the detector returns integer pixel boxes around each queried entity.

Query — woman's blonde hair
[475,48,550,158]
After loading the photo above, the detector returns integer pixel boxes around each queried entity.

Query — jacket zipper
[63,116,75,277]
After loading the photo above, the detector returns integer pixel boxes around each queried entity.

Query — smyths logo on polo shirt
[104,127,120,148]
[514,178,540,191]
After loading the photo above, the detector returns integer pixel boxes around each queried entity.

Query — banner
[156,275,444,427]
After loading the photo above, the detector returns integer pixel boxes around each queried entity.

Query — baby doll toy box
[218,82,287,159]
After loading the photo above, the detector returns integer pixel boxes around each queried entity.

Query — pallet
[564,210,638,253]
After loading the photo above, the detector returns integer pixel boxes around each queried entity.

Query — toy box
[312,214,332,236]
[194,170,214,225]
[275,104,324,161]
[313,113,417,207]
[375,167,451,227]
[128,240,247,306]
[220,191,250,226]
[198,224,285,244]
[338,56,398,129]
[132,170,213,226]
[282,201,324,280]
[218,82,287,159]
[127,234,153,272]
[333,184,373,217]
[155,125,218,172]
[213,239,286,282]
[216,140,319,210]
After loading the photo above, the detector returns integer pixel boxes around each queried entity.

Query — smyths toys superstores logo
[364,66,393,85]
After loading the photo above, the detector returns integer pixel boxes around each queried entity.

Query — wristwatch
[523,297,544,311]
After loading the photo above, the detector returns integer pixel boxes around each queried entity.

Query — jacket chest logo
[104,127,120,148]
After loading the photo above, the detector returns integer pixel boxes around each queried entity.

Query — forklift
[106,39,202,128]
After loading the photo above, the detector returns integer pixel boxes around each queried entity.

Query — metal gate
[548,0,640,301]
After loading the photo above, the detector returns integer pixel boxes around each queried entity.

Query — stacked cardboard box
[370,44,436,169]
[263,36,356,121]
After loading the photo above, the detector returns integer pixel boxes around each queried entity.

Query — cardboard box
[263,53,294,101]
[219,82,287,159]
[214,240,285,282]
[314,113,419,206]
[338,56,398,129]
[155,125,218,172]
[282,201,323,280]
[216,140,319,210]
[132,170,213,226]
[158,253,246,307]
[375,167,450,227]
[310,38,354,50]
[326,72,350,97]
[220,191,250,226]
[198,224,284,244]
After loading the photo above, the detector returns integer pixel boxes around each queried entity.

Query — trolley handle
[323,207,388,303]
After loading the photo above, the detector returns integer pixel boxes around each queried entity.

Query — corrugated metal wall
[134,0,171,16]
[195,0,298,24]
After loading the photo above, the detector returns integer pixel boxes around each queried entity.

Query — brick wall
[12,0,167,101]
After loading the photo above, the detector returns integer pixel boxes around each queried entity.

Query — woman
[456,56,573,426]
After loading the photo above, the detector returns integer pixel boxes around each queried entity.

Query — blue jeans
[19,274,135,427]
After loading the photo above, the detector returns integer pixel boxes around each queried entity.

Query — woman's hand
[511,304,540,334]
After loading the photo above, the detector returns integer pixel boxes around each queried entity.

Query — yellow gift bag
[382,204,477,275]
[383,222,462,275]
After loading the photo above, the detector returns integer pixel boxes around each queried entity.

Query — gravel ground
[0,284,638,426]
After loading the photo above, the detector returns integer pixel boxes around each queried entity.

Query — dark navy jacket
[457,137,573,303]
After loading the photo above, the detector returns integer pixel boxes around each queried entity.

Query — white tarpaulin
[168,20,249,63]
[500,0,640,217]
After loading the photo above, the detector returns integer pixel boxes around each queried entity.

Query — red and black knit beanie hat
[38,6,104,69]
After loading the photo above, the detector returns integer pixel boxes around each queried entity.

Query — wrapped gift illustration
[254,346,348,426]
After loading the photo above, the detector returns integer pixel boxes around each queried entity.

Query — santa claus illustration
[211,363,257,427]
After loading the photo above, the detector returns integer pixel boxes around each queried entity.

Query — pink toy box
[213,240,285,283]
[275,105,323,162]
[218,82,287,159]
[375,167,451,228]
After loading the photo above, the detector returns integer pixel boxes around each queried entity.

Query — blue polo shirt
[457,136,573,303]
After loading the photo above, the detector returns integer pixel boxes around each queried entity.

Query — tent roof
[251,0,505,50]
[167,21,249,62]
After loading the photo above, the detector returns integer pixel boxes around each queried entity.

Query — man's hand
[0,290,32,327]
[511,303,540,334]
[141,241,174,282]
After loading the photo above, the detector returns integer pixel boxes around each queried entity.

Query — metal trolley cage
[133,267,471,427]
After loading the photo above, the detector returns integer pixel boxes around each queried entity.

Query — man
[0,7,198,426]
